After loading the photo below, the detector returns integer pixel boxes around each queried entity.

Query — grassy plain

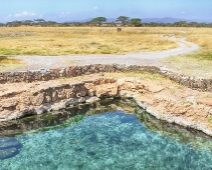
[0,27,178,56]
[161,27,212,77]
[1,26,212,76]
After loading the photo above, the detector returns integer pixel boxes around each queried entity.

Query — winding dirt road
[14,35,199,71]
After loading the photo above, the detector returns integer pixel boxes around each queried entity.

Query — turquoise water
[0,99,212,170]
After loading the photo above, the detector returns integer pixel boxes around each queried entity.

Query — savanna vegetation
[161,27,212,77]
[1,15,212,77]
[0,27,178,56]
[0,16,142,27]
[0,16,212,28]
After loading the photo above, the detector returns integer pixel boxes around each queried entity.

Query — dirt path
[14,36,199,71]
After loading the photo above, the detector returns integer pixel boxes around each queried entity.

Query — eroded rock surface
[1,75,212,136]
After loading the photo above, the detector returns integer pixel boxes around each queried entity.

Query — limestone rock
[32,93,44,106]
[197,98,212,106]
[95,83,118,97]
[86,96,100,103]
[144,84,166,93]
[74,85,88,97]
[45,95,52,103]
[19,93,32,105]
[57,89,66,99]
[88,89,95,97]
[64,89,75,99]
[52,91,58,102]
[1,98,18,108]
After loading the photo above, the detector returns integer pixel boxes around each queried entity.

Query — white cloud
[94,6,98,10]
[181,11,186,14]
[61,12,70,15]
[14,11,36,17]
[5,11,37,20]
[60,12,72,17]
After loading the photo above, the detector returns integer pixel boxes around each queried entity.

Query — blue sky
[0,0,212,22]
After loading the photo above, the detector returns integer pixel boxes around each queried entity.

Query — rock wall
[1,64,212,92]
[0,78,119,121]
[2,76,212,137]
[0,65,119,84]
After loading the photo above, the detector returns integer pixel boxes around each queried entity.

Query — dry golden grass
[105,71,174,83]
[2,26,212,77]
[185,28,212,49]
[160,27,212,77]
[0,27,178,56]
[59,71,176,86]
[0,56,25,71]
[161,53,212,78]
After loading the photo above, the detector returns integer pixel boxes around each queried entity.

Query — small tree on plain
[130,18,142,27]
[116,16,129,26]
[90,17,107,26]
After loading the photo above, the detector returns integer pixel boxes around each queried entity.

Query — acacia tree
[130,18,142,27]
[90,17,106,26]
[116,16,129,26]
[34,19,46,26]
[173,21,187,27]
[23,20,34,26]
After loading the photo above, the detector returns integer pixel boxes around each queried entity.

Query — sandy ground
[13,35,199,71]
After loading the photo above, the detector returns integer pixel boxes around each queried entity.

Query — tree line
[0,16,141,27]
[0,16,212,27]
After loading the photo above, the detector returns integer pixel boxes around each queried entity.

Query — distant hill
[69,17,212,24]
[142,17,185,23]
[187,19,212,24]
[70,18,116,23]
[142,18,212,24]
[73,17,186,23]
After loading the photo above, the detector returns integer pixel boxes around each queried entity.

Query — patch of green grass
[0,48,23,55]
[0,55,23,64]
[208,116,212,123]
[184,50,212,60]
[105,71,171,81]
[0,55,25,71]
[161,50,212,77]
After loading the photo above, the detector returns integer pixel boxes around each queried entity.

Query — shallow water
[0,99,212,170]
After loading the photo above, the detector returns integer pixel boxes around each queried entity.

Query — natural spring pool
[0,99,212,170]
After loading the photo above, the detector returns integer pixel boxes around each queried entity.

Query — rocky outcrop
[0,77,118,121]
[1,76,212,136]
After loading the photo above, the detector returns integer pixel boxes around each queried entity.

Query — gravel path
[14,36,199,71]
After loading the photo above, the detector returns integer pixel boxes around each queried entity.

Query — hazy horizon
[0,0,212,23]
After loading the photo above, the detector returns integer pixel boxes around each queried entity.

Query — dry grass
[105,71,174,84]
[161,53,212,77]
[0,56,25,71]
[2,26,212,77]
[59,71,176,87]
[0,27,178,56]
[161,27,212,77]
[185,28,212,49]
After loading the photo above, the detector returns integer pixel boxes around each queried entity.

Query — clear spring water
[0,99,212,170]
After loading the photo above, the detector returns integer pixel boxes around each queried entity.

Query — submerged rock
[0,138,22,160]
